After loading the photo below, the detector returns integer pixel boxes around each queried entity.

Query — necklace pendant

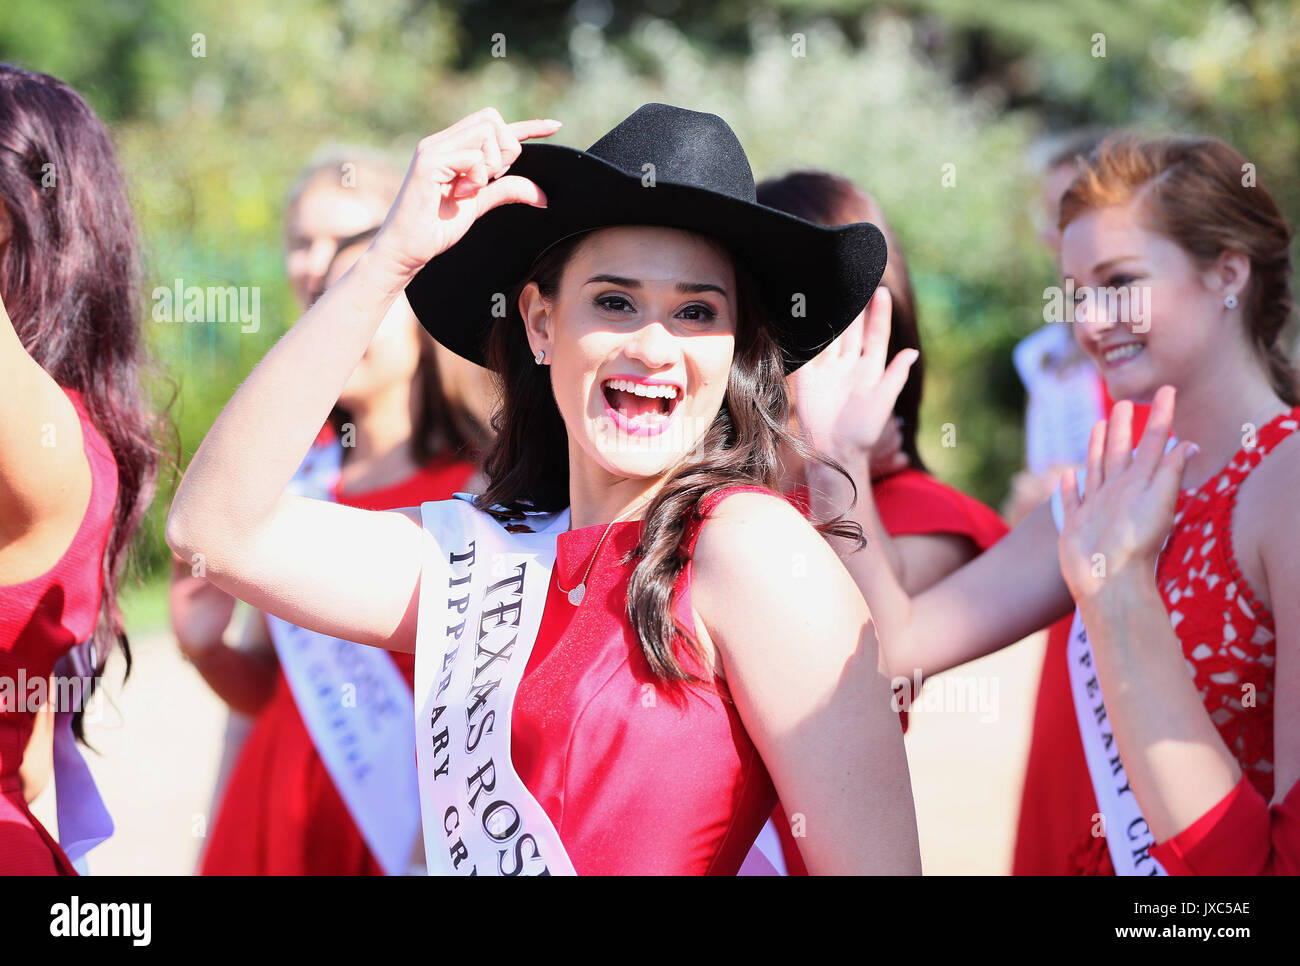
[567,583,586,606]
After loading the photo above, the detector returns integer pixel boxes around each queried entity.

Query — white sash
[414,496,576,876]
[1051,470,1168,876]
[266,435,423,876]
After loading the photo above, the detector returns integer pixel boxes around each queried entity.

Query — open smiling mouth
[601,378,682,437]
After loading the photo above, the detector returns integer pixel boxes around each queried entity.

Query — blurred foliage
[1,0,1297,596]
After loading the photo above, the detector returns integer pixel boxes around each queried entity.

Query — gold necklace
[556,496,654,606]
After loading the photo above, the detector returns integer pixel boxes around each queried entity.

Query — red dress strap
[672,484,792,660]
[680,484,788,557]
[0,385,118,876]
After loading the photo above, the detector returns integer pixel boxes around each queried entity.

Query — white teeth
[1103,343,1144,363]
[603,378,679,399]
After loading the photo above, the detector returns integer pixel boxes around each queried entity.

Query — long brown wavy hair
[477,228,865,688]
[1060,134,1297,405]
[0,65,164,738]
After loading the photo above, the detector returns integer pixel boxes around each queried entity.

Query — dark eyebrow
[584,273,728,297]
[1091,256,1141,275]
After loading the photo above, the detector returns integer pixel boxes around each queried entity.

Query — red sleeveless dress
[774,469,1008,874]
[199,453,475,875]
[508,485,784,874]
[0,388,118,875]
[1061,408,1300,874]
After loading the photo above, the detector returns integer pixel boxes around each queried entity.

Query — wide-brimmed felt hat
[405,102,887,374]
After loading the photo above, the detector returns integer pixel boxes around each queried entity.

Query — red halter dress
[508,485,785,874]
[1067,407,1300,874]
[199,452,475,875]
[0,388,118,875]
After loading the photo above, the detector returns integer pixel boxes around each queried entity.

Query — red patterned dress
[1071,407,1300,874]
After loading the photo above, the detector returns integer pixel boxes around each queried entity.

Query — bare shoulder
[1237,428,1300,608]
[691,490,822,578]
[1240,428,1300,537]
[691,490,866,638]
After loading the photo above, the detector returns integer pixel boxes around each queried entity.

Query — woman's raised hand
[369,108,561,282]
[792,286,918,466]
[1057,386,1198,603]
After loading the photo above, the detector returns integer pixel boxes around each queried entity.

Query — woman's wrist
[807,446,870,483]
[1076,565,1162,625]
[359,234,425,299]
[179,636,227,666]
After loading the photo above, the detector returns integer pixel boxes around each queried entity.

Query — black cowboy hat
[405,102,887,374]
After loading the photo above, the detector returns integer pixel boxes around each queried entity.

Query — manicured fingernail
[1187,443,1200,457]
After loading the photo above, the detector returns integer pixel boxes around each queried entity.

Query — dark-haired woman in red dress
[747,171,1008,873]
[168,104,923,874]
[0,65,162,874]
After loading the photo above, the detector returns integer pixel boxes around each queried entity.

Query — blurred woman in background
[170,155,493,874]
[748,170,1008,873]
[0,64,162,874]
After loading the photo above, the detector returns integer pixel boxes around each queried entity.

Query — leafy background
[2,0,1297,614]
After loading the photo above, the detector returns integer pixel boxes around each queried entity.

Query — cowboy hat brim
[405,142,887,374]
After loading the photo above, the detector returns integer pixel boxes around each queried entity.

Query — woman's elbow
[165,493,228,567]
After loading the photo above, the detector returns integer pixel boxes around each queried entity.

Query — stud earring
[1225,293,1239,309]
[534,348,546,365]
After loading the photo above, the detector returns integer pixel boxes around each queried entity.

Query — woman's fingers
[839,312,864,361]
[472,174,548,214]
[505,117,563,144]
[437,114,560,193]
[1084,418,1107,498]
[1133,385,1177,479]
[1102,399,1134,480]
[875,349,918,413]
[861,287,892,377]
[1151,439,1198,506]
[1059,466,1082,523]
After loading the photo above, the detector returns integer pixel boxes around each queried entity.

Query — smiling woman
[166,103,922,875]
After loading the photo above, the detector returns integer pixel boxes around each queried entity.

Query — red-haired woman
[848,134,1300,874]
[0,64,161,874]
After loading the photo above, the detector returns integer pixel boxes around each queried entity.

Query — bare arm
[1059,391,1297,849]
[805,452,981,595]
[829,467,1073,680]
[172,554,282,716]
[165,109,559,649]
[692,492,921,875]
[0,293,92,579]
[188,610,280,718]
[791,287,1069,676]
